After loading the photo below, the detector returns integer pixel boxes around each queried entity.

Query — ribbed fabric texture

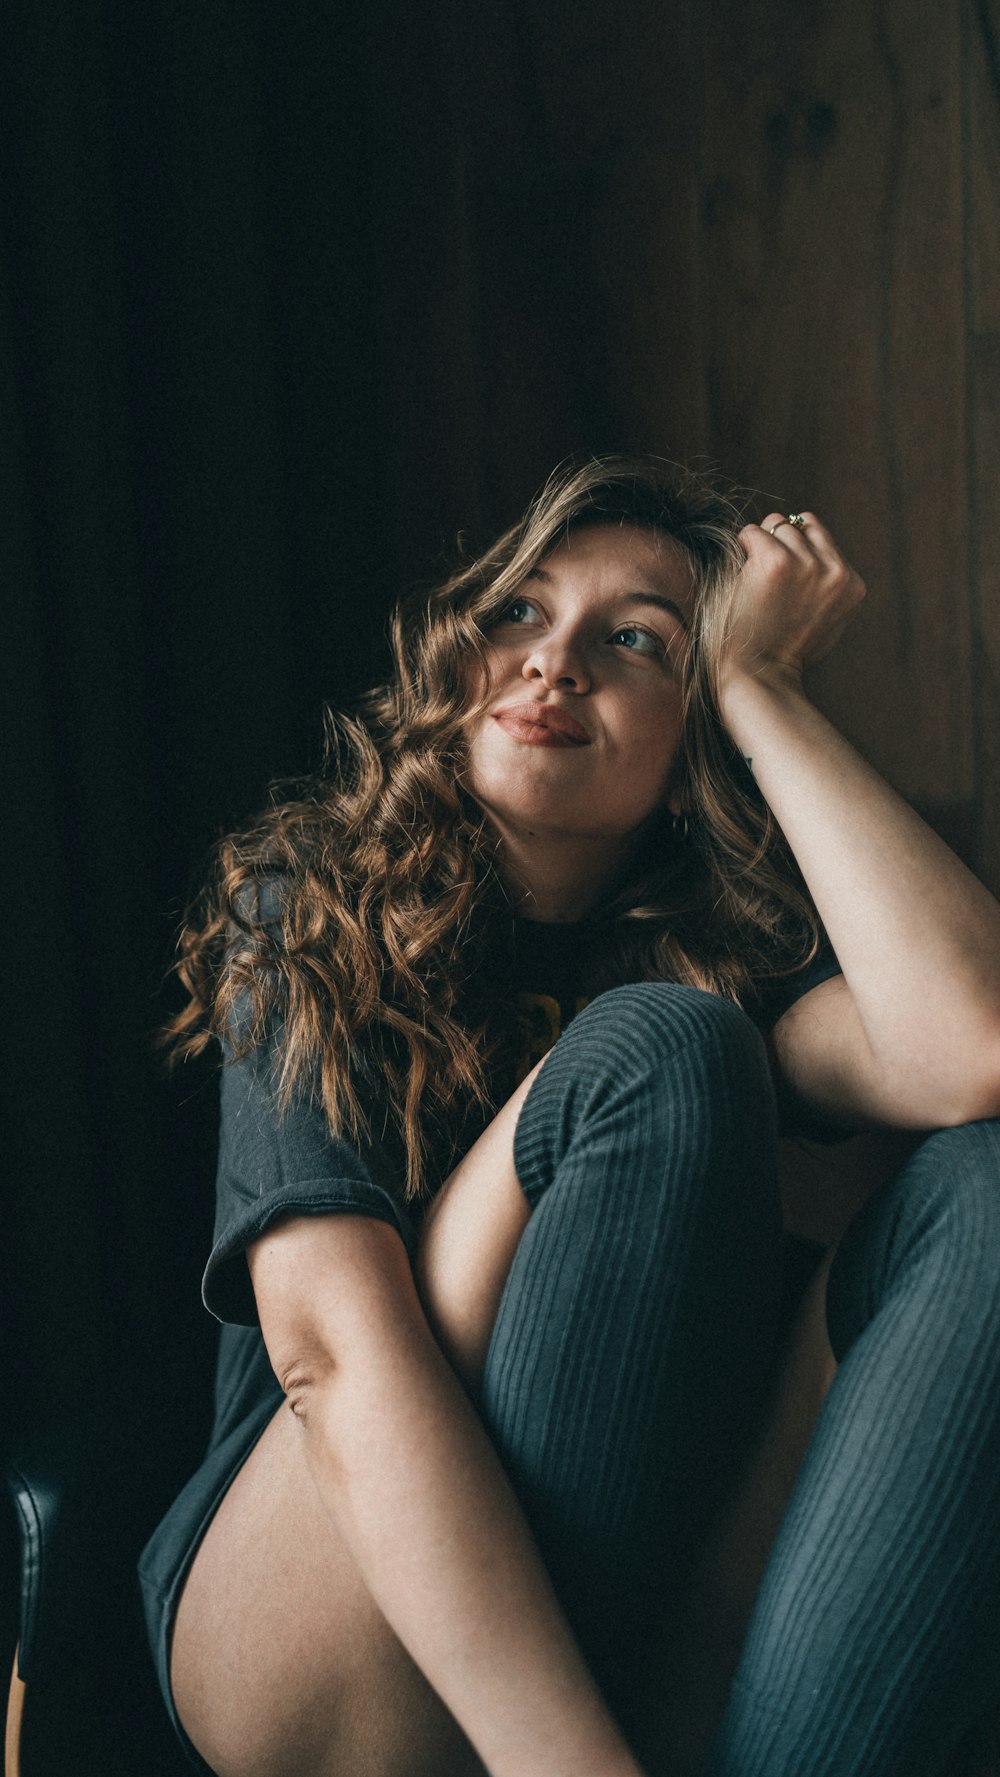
[480,983,1000,1771]
[705,1119,1000,1776]
[482,983,783,1714]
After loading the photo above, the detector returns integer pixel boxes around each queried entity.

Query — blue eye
[610,625,663,657]
[495,596,541,625]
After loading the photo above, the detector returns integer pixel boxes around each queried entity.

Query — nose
[521,630,591,693]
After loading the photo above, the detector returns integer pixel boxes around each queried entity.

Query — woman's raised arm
[715,512,1000,1131]
[247,1211,645,1777]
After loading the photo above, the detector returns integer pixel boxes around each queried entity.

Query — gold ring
[788,513,807,529]
[767,519,789,534]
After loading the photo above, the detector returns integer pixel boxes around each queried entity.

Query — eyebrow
[528,566,689,629]
[623,592,689,629]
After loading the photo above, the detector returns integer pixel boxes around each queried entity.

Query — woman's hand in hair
[716,512,866,697]
[714,512,1000,1132]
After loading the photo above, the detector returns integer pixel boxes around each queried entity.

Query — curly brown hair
[166,455,822,1198]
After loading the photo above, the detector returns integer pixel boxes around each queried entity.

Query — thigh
[170,1401,487,1777]
[172,1073,546,1777]
[476,987,783,1717]
[630,1248,838,1774]
[415,1061,539,1394]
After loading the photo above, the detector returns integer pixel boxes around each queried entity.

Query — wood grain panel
[365,0,487,578]
[700,0,973,805]
[510,0,711,459]
[967,0,1000,894]
[434,0,710,529]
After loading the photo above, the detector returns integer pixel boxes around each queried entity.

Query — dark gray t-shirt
[140,920,841,1671]
[202,920,841,1326]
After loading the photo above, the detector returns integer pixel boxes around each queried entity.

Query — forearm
[720,671,1000,1116]
[293,1297,642,1777]
[251,1212,642,1775]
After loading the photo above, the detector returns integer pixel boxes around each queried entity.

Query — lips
[492,701,591,746]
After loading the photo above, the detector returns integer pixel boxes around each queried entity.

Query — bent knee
[901,1118,1000,1243]
[563,981,768,1082]
[513,983,778,1208]
[829,1118,1000,1358]
[913,1115,1000,1178]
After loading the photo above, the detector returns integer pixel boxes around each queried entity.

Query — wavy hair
[166,456,822,1197]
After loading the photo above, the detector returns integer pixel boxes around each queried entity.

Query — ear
[666,785,687,817]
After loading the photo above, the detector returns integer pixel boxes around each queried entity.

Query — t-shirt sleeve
[754,939,843,1031]
[203,1024,410,1327]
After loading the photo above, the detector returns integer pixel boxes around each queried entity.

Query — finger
[758,513,867,623]
[747,512,820,561]
[777,511,845,569]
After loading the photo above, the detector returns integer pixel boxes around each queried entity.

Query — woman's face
[463,523,694,843]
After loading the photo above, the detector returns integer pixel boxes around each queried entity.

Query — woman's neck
[487,820,635,923]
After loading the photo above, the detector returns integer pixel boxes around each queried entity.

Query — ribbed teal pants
[483,983,1000,1775]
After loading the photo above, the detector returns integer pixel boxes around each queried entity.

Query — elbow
[875,1032,1000,1130]
[279,1348,339,1421]
[940,1083,1000,1129]
[258,1316,342,1422]
[933,1031,1000,1128]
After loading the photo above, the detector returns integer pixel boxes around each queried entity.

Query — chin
[464,744,673,842]
[471,790,642,844]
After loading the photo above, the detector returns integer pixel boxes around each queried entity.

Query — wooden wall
[372,0,1000,890]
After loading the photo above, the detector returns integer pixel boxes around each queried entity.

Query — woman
[140,457,1000,1777]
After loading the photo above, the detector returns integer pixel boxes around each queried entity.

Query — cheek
[623,691,685,774]
[459,709,504,795]
[459,654,485,705]
[460,642,506,708]
[457,657,499,759]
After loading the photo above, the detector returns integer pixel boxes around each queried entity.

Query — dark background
[3,1,999,1769]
